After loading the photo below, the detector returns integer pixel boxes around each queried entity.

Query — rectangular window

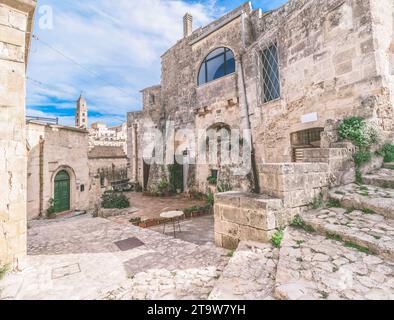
[261,44,281,103]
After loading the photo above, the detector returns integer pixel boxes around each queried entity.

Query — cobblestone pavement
[149,215,215,246]
[209,241,279,300]
[275,227,394,300]
[330,184,394,219]
[1,215,229,300]
[302,208,394,260]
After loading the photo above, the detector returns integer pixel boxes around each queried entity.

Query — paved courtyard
[0,215,229,300]
[109,193,207,224]
[149,215,215,246]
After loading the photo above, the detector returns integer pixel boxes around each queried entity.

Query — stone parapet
[214,192,283,250]
[259,163,329,207]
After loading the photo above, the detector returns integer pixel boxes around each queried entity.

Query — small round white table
[160,211,184,238]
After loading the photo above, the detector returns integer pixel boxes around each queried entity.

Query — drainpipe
[39,136,44,217]
[236,12,260,193]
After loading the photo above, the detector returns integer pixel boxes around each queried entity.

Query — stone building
[88,145,128,208]
[0,0,36,269]
[76,94,88,129]
[26,120,91,220]
[127,0,394,194]
[127,0,394,248]
[89,121,127,153]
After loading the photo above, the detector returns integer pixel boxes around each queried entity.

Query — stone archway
[54,170,71,213]
[50,166,77,213]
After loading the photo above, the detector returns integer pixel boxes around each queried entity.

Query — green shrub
[338,117,379,180]
[158,180,170,193]
[207,176,217,185]
[378,144,394,163]
[271,229,284,248]
[206,191,215,206]
[291,215,316,233]
[327,199,342,208]
[101,191,130,209]
[311,194,324,209]
[338,117,378,148]
[46,198,56,218]
[355,169,364,184]
[353,151,372,168]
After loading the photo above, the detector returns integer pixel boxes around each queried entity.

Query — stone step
[274,227,394,300]
[301,208,394,261]
[383,162,394,169]
[363,169,394,189]
[329,184,394,219]
[208,241,279,300]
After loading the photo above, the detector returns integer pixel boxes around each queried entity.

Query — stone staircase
[209,167,394,300]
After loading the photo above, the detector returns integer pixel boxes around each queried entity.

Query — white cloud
[28,0,217,126]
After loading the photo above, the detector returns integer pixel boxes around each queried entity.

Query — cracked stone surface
[1,215,229,300]
[208,241,279,300]
[301,208,394,261]
[363,169,394,189]
[330,184,394,219]
[275,227,394,300]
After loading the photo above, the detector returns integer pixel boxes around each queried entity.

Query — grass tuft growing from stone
[0,265,9,281]
[344,241,373,255]
[271,229,284,248]
[362,208,375,215]
[326,232,343,242]
[291,215,316,233]
[227,250,235,258]
[345,207,355,214]
[311,195,324,209]
[358,191,370,197]
[327,199,342,208]
[319,291,329,299]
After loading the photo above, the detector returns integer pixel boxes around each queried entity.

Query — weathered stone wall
[127,0,394,195]
[26,122,90,219]
[259,163,329,222]
[215,163,330,249]
[214,192,282,250]
[369,0,394,140]
[301,148,355,185]
[245,0,384,164]
[88,156,128,208]
[0,0,36,268]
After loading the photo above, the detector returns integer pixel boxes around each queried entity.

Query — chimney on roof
[183,13,193,38]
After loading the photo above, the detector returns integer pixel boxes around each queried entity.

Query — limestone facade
[88,146,128,208]
[26,121,90,219]
[0,0,36,269]
[127,0,394,195]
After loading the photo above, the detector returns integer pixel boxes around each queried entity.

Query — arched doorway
[54,170,70,213]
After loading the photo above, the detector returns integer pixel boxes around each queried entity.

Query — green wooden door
[54,170,70,213]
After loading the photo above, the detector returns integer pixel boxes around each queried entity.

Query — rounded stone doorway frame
[50,166,77,213]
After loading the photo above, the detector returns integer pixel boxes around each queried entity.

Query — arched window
[198,47,235,86]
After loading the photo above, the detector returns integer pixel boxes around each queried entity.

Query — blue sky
[27,0,288,127]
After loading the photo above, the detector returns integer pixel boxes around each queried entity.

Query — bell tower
[76,94,88,129]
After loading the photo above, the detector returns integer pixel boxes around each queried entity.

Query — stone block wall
[301,148,355,186]
[246,0,387,164]
[214,192,283,250]
[0,0,36,269]
[26,122,91,219]
[214,163,330,249]
[260,163,329,205]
